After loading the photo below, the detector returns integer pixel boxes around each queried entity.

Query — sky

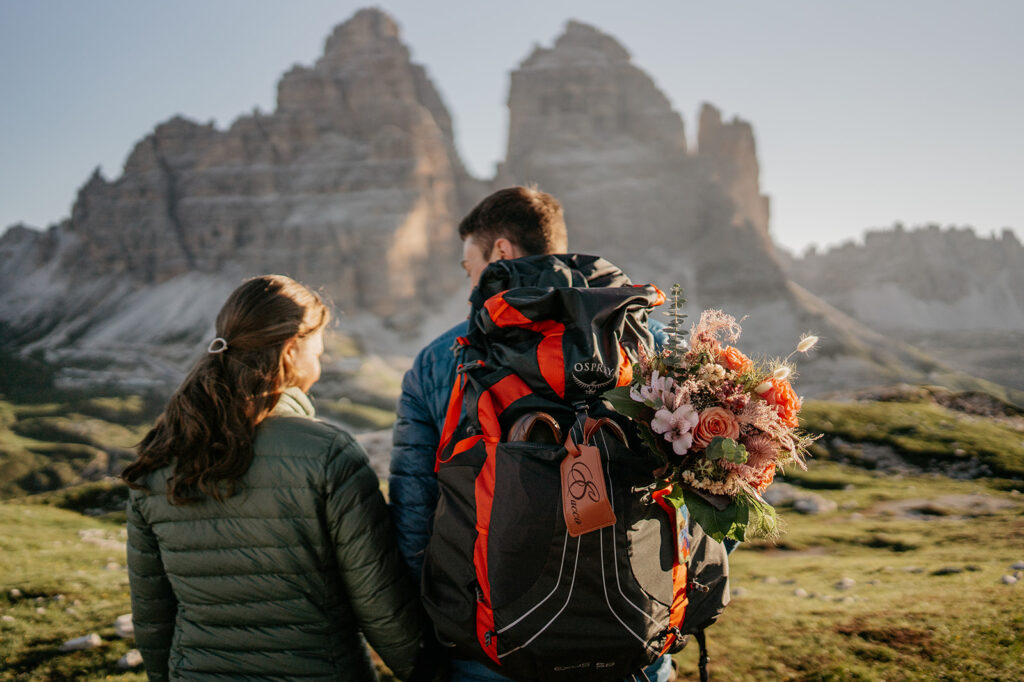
[1,0,1021,255]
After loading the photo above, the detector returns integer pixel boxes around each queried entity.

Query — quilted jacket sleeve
[326,433,423,681]
[389,325,462,579]
[126,496,177,682]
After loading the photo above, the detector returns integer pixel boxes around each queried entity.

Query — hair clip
[207,337,228,354]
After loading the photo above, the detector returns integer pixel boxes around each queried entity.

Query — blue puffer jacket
[389,320,468,578]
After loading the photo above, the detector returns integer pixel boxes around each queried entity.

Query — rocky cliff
[788,225,1024,392]
[0,8,479,386]
[0,10,1015,402]
[494,21,969,398]
[790,225,1024,331]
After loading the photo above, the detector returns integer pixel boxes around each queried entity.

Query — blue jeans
[450,654,672,681]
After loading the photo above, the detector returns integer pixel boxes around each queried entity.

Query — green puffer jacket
[126,388,422,681]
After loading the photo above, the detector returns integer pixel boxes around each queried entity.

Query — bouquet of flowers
[606,285,818,542]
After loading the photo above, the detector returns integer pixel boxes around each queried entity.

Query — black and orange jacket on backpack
[420,255,728,681]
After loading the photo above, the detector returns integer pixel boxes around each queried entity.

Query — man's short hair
[458,186,568,257]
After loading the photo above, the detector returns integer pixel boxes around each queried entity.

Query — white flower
[640,370,676,407]
[773,366,792,381]
[651,404,699,455]
[755,380,773,395]
[797,335,819,353]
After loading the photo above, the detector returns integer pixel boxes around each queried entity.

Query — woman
[122,275,423,681]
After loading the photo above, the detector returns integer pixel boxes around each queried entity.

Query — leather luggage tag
[560,443,617,537]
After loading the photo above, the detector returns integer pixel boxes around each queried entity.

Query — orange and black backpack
[421,254,730,681]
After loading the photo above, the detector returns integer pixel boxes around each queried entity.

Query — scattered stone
[1003,575,1019,585]
[793,588,809,598]
[34,596,45,604]
[866,580,880,586]
[64,608,78,616]
[782,579,797,585]
[78,529,126,552]
[115,614,134,639]
[60,633,102,651]
[1011,561,1024,570]
[848,512,864,521]
[842,596,856,604]
[872,494,1014,519]
[52,594,65,603]
[794,495,839,514]
[762,483,801,506]
[117,649,144,669]
[104,562,122,571]
[903,566,924,573]
[1015,571,1023,580]
[731,587,749,598]
[9,588,23,599]
[761,576,778,584]
[836,577,856,590]
[35,607,46,615]
[932,566,964,576]
[2,615,15,623]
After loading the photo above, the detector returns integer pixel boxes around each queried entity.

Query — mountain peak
[321,8,403,63]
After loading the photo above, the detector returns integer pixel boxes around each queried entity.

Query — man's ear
[492,237,522,261]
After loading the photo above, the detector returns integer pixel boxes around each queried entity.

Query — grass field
[2,387,1022,680]
[2,463,1020,681]
[675,461,1023,681]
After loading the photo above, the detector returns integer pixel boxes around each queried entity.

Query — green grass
[801,399,1024,480]
[0,503,144,681]
[318,399,397,430]
[3,466,1020,681]
[0,396,150,499]
[673,462,1024,681]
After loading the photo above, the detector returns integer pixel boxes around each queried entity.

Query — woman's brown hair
[121,275,330,504]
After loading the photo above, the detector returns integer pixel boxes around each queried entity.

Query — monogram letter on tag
[560,444,617,537]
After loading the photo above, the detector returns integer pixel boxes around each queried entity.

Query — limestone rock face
[498,21,788,304]
[0,8,475,383]
[497,21,980,398]
[791,225,1024,331]
[697,104,772,248]
[789,225,1024,393]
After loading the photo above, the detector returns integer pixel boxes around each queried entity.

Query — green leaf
[604,386,644,419]
[663,485,687,509]
[705,436,749,464]
[682,489,749,543]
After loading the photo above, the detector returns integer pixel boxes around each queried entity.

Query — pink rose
[692,407,740,450]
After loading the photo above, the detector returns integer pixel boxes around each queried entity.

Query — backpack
[421,254,730,681]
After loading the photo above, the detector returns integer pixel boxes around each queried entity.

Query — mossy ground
[2,391,1022,679]
[801,398,1024,479]
[673,462,1023,680]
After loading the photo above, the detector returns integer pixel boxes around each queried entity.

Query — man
[389,186,672,682]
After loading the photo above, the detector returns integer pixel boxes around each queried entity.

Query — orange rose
[761,377,802,428]
[752,462,777,493]
[718,346,753,374]
[692,407,741,449]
